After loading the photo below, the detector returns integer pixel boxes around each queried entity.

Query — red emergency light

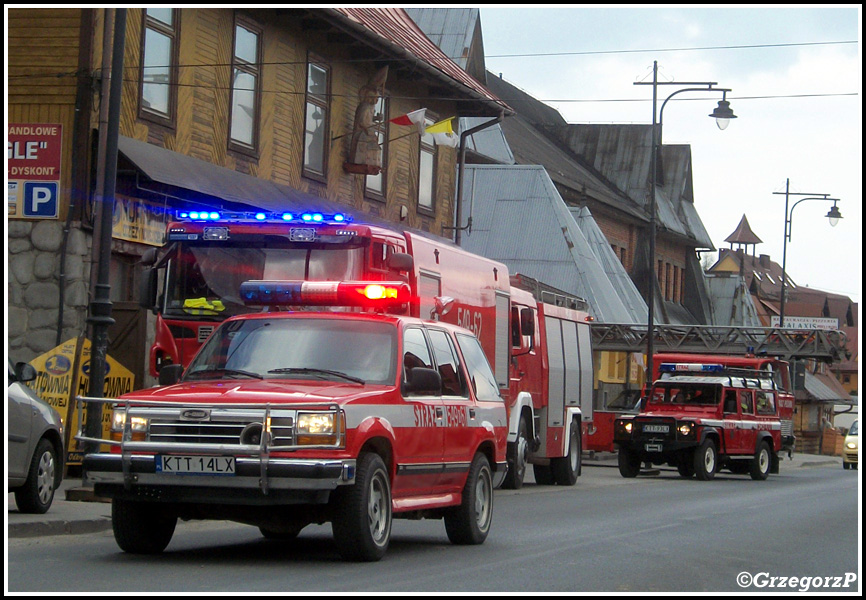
[240,280,411,308]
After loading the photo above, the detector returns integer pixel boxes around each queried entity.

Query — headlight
[624,422,633,434]
[296,411,343,446]
[846,441,858,450]
[110,409,148,441]
[678,422,693,437]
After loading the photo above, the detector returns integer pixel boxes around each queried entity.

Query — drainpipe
[451,112,504,246]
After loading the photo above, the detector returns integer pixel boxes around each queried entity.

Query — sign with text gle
[8,123,62,219]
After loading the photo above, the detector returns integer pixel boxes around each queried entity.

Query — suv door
[427,328,471,489]
[8,362,36,483]
[395,326,446,493]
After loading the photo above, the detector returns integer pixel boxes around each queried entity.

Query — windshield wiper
[267,367,365,385]
[185,367,263,380]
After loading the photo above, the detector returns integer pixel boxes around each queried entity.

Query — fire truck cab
[614,362,784,481]
[82,279,508,562]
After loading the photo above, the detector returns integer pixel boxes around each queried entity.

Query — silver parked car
[8,359,64,513]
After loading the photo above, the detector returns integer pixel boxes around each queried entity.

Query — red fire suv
[82,281,508,561]
[614,362,783,481]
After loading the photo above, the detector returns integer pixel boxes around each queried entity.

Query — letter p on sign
[23,182,58,217]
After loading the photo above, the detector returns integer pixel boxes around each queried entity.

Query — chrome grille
[146,410,294,446]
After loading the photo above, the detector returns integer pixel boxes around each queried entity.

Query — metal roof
[459,117,515,164]
[458,164,645,324]
[404,8,478,71]
[704,273,764,327]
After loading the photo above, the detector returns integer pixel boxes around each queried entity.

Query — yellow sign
[27,337,135,465]
[111,193,168,246]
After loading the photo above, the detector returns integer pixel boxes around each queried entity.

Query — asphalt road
[7,463,859,593]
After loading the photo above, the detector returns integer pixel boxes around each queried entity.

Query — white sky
[479,5,861,305]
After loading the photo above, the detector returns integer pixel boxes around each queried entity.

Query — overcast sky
[478,5,861,305]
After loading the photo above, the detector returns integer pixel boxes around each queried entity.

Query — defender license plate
[157,455,236,475]
[643,424,669,433]
[645,443,663,453]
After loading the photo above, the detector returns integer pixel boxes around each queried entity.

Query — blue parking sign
[23,181,58,217]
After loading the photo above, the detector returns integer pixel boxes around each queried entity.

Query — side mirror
[139,267,158,312]
[158,364,184,386]
[15,362,37,383]
[387,252,414,272]
[405,367,441,395]
[520,307,534,336]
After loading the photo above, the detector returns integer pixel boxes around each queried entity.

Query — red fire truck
[613,355,791,481]
[82,280,508,561]
[139,211,594,490]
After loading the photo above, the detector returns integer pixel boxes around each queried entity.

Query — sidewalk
[7,453,847,539]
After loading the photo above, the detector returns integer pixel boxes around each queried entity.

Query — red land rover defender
[614,362,783,481]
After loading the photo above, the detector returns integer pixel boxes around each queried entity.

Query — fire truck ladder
[590,323,849,362]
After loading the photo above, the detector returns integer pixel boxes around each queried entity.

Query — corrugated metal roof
[704,273,763,327]
[404,8,477,70]
[459,164,644,323]
[460,117,515,164]
[325,8,511,115]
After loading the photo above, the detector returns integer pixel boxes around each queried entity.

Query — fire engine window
[428,329,467,397]
[756,391,776,415]
[403,327,434,384]
[456,334,501,403]
[723,390,737,413]
[740,391,754,414]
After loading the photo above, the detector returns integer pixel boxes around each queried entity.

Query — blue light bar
[175,210,352,224]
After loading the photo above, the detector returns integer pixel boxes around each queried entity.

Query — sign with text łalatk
[27,338,135,465]
[8,123,62,219]
[770,316,839,331]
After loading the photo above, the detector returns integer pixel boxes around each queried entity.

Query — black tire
[503,418,530,489]
[533,463,556,485]
[112,498,177,554]
[749,441,771,481]
[331,453,392,561]
[676,455,695,478]
[842,462,850,470]
[694,438,717,481]
[551,422,581,486]
[14,438,59,514]
[445,453,493,545]
[618,446,641,478]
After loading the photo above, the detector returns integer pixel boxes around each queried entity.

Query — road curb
[8,517,113,539]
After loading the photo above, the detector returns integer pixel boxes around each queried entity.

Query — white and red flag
[389,108,427,135]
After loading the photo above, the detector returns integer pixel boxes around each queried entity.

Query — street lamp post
[773,178,842,328]
[634,61,736,389]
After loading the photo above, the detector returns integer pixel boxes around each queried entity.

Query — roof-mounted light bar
[240,280,411,308]
[659,363,725,373]
[176,210,352,224]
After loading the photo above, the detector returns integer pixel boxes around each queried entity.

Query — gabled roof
[322,8,511,116]
[458,164,646,324]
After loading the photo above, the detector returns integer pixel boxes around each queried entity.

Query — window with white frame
[139,8,178,125]
[229,16,261,153]
[418,118,436,213]
[303,57,330,178]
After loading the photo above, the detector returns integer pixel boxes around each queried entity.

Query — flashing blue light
[210,212,220,220]
[334,213,345,222]
[255,212,267,221]
[281,213,293,221]
[179,212,189,218]
[312,213,324,222]
[301,213,313,222]
[190,211,201,219]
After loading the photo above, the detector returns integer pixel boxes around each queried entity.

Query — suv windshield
[651,383,720,406]
[849,421,858,436]
[185,317,397,385]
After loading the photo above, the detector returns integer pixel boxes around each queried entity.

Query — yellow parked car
[842,420,858,470]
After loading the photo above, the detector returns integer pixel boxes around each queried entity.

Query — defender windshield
[651,383,720,406]
[185,317,397,385]
[164,244,366,318]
